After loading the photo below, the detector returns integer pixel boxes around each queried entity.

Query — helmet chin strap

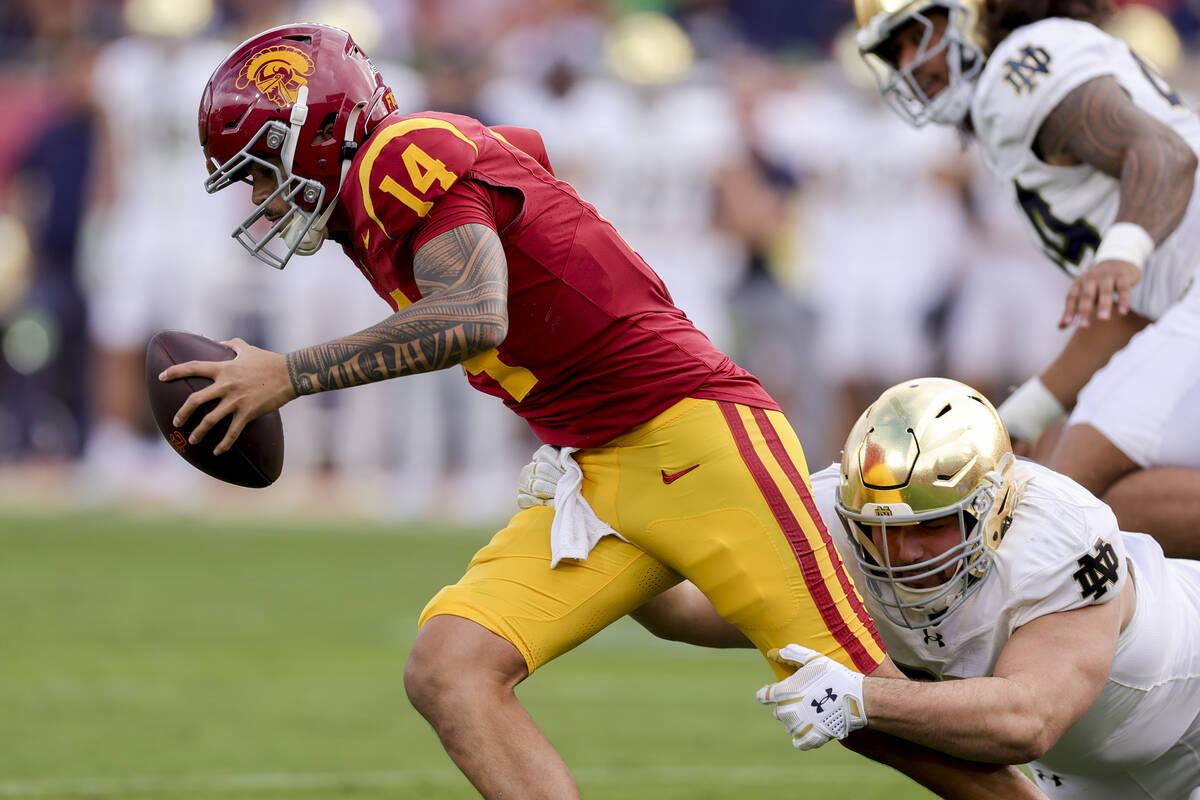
[282,102,365,257]
[281,85,309,173]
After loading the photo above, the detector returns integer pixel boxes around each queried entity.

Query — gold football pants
[419,397,885,676]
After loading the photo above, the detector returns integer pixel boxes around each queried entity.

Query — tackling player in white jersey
[853,0,1200,558]
[518,377,1200,798]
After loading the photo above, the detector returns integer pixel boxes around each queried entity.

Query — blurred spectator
[710,52,819,447]
[1,41,100,460]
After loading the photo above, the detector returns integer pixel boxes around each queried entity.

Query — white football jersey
[971,18,1200,320]
[810,460,1200,794]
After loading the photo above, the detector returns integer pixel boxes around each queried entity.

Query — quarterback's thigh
[594,399,884,677]
[418,506,679,673]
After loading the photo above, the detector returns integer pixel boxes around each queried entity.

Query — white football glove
[756,644,867,751]
[517,444,565,509]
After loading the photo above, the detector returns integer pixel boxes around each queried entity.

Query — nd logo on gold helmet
[236,45,316,108]
[836,377,1023,629]
[841,377,1014,516]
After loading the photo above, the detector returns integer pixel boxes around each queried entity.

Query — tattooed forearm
[1036,75,1198,243]
[286,223,509,396]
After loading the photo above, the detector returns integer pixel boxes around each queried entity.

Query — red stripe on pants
[750,406,883,665]
[719,402,880,672]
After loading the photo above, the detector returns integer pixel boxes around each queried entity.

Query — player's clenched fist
[756,644,868,750]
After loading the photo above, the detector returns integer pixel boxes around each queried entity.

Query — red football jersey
[333,111,777,447]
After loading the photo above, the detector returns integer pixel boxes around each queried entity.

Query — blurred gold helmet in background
[837,377,1022,628]
[854,0,986,126]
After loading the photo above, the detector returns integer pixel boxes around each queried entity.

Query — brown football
[144,330,284,488]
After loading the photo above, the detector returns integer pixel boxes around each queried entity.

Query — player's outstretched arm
[864,588,1125,764]
[760,590,1126,765]
[166,223,508,453]
[759,648,1048,799]
[1035,75,1198,328]
[285,222,509,396]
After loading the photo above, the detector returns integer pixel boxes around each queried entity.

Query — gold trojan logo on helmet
[236,45,316,108]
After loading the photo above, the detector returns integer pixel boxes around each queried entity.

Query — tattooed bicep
[1034,75,1150,176]
[412,222,508,299]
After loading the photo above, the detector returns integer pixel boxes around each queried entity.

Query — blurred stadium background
[0,0,1194,796]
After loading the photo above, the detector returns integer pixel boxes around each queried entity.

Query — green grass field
[0,510,937,799]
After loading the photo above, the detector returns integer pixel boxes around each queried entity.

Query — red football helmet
[199,23,397,268]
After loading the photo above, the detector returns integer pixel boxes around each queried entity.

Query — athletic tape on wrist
[1093,222,1154,272]
[997,377,1066,442]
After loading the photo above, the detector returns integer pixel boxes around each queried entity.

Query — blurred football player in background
[523,378,1200,798]
[853,0,1200,558]
[162,23,1045,800]
[750,26,973,465]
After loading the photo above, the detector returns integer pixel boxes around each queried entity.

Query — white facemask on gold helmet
[854,0,986,127]
[836,378,1023,629]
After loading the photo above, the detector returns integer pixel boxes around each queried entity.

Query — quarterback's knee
[403,642,449,718]
[404,614,529,721]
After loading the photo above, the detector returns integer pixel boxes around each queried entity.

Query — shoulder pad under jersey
[973,18,1120,178]
[353,114,483,241]
[998,464,1128,628]
[489,125,555,176]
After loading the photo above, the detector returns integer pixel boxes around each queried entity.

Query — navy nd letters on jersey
[1072,537,1121,600]
[1001,45,1052,94]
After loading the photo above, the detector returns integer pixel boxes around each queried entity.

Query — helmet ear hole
[312,112,338,145]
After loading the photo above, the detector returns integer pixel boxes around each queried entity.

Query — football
[144,330,285,488]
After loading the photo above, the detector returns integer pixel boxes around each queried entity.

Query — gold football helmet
[836,378,1023,629]
[854,0,986,127]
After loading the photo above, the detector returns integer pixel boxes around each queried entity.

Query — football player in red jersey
[162,24,1046,799]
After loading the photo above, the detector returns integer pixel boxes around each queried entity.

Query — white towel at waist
[545,445,627,568]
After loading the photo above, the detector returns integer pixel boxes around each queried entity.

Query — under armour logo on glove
[756,644,868,751]
[811,688,837,713]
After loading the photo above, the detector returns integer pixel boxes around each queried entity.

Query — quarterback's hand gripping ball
[756,644,867,750]
[145,330,285,488]
[517,444,565,509]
